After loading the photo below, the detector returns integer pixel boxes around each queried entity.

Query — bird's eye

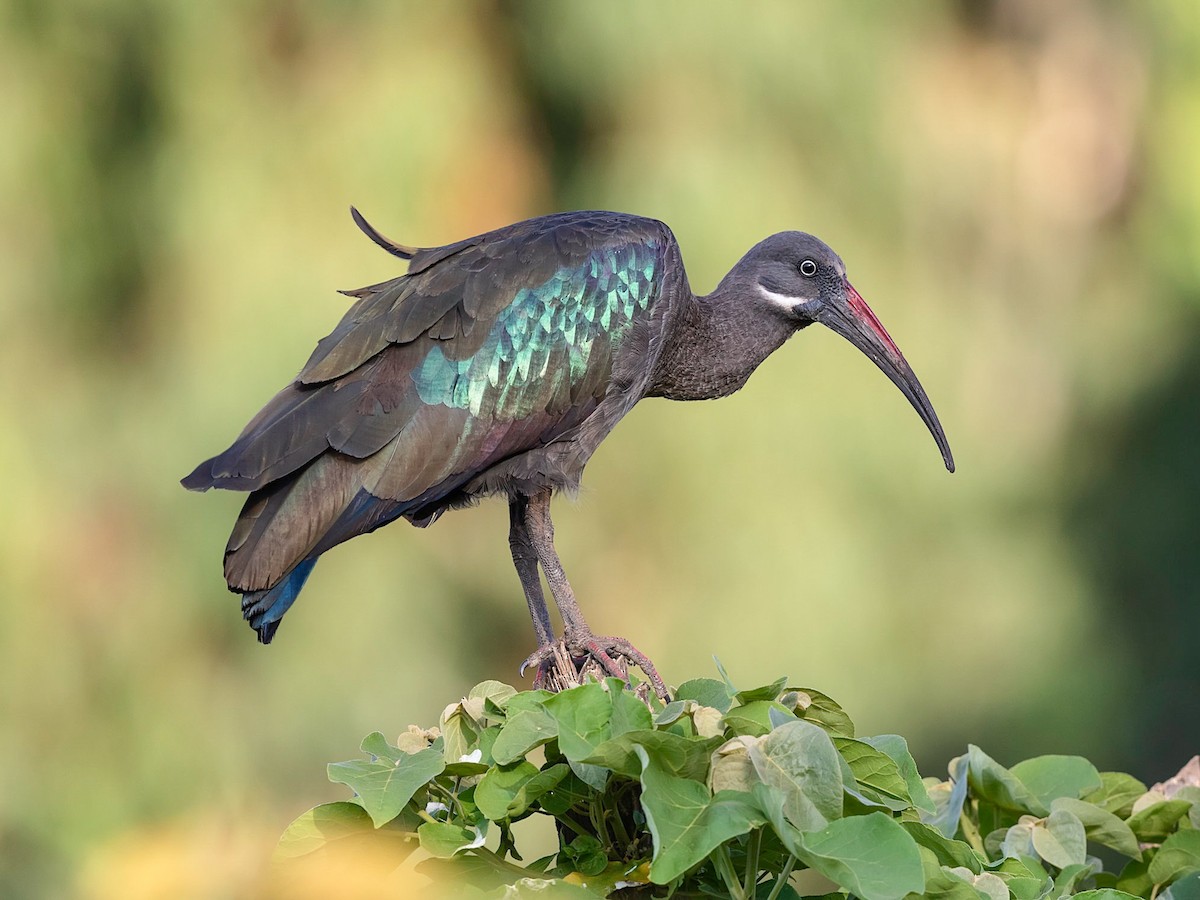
[800,259,818,277]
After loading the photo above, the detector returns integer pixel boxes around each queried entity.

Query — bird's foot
[520,632,670,702]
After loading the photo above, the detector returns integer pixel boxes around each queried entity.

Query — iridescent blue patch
[412,242,659,419]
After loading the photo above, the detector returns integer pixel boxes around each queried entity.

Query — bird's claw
[520,633,670,701]
[519,655,555,690]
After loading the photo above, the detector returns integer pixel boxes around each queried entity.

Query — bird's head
[740,232,955,473]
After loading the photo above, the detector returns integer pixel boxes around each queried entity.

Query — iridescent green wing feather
[408,238,661,421]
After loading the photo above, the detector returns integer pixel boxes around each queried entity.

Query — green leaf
[835,737,912,807]
[1112,857,1153,898]
[756,784,926,900]
[514,764,570,816]
[475,760,537,820]
[676,677,736,713]
[865,734,936,815]
[543,683,619,763]
[275,801,376,860]
[903,821,985,873]
[735,676,788,704]
[475,761,570,821]
[713,656,737,693]
[691,705,725,739]
[1084,773,1148,818]
[468,679,518,711]
[991,855,1053,900]
[602,678,653,735]
[921,862,992,900]
[724,700,793,737]
[654,701,687,726]
[768,705,798,731]
[506,690,556,714]
[569,761,609,792]
[796,812,926,900]
[442,759,491,777]
[791,688,855,737]
[1000,822,1037,861]
[327,744,445,827]
[476,725,501,765]
[1031,808,1087,869]
[1010,756,1102,809]
[538,771,593,817]
[442,726,490,774]
[943,867,1010,900]
[440,700,483,763]
[748,718,843,832]
[583,729,720,782]
[1149,831,1200,886]
[1128,800,1193,842]
[557,861,651,897]
[491,702,557,766]
[634,745,764,884]
[1071,891,1143,900]
[972,872,1011,900]
[1051,797,1142,859]
[710,736,761,794]
[360,731,405,764]
[967,746,1045,815]
[560,834,609,877]
[1052,860,1103,898]
[1163,873,1200,900]
[417,820,486,858]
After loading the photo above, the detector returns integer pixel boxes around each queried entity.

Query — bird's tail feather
[241,558,317,643]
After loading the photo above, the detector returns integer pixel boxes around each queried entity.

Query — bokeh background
[2,0,1198,895]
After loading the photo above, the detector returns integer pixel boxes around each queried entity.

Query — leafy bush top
[278,667,1200,899]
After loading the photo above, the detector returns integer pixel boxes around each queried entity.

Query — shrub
[277,666,1200,899]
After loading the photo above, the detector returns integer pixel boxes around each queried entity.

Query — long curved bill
[817,281,955,473]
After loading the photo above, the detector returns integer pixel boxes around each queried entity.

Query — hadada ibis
[183,209,954,699]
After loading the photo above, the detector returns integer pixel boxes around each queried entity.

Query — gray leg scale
[508,495,554,648]
[522,489,588,636]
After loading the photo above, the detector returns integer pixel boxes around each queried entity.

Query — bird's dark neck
[646,283,799,401]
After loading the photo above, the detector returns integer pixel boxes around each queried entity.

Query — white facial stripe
[757,285,800,311]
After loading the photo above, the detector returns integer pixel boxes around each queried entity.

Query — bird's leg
[509,497,555,689]
[521,490,589,636]
[520,488,669,700]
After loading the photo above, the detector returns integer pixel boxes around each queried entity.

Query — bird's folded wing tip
[181,460,227,491]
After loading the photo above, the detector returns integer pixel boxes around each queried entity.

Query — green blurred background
[2,0,1198,895]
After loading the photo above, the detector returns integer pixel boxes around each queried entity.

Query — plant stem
[743,829,762,897]
[714,844,746,900]
[607,791,632,850]
[550,810,589,839]
[420,783,457,824]
[765,856,797,900]
[959,810,986,856]
[589,795,612,850]
[430,781,470,822]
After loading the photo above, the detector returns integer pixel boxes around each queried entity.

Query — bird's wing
[183,212,673,593]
